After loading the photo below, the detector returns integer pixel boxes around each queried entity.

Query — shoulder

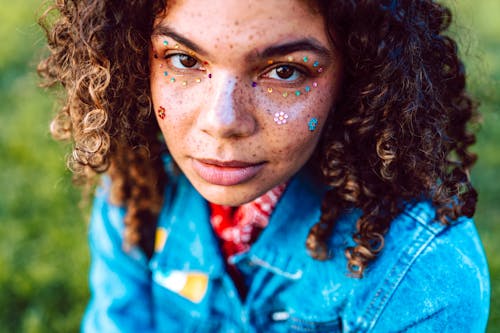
[89,176,167,264]
[90,162,180,248]
[391,201,489,282]
[351,201,490,332]
[378,201,489,277]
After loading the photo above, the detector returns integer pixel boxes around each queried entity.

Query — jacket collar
[230,169,326,279]
[153,168,326,279]
[153,175,225,277]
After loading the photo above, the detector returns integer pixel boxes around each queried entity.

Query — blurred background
[0,0,498,332]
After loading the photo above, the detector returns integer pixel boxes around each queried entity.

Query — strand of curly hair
[38,0,478,275]
[306,0,478,276]
[38,0,168,257]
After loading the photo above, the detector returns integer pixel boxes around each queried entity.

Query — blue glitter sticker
[308,118,318,131]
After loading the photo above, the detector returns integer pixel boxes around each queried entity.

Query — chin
[194,183,268,207]
[200,189,261,206]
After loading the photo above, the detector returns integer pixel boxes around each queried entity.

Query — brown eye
[275,65,295,79]
[265,64,302,82]
[179,54,198,68]
[168,54,202,70]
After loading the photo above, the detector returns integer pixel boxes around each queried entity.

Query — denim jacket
[82,171,490,332]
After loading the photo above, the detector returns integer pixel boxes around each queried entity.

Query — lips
[191,158,265,186]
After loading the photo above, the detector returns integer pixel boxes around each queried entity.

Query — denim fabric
[82,171,490,332]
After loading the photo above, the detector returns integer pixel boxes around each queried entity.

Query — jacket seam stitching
[358,227,437,331]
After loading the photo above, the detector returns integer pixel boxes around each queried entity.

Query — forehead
[156,0,328,55]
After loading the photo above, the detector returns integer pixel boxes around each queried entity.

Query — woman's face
[150,0,342,206]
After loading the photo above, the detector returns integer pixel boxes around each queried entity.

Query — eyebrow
[152,25,209,56]
[152,25,332,60]
[259,39,331,59]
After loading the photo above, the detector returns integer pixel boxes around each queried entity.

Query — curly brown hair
[38,0,478,276]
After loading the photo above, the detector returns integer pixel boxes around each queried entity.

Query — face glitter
[182,81,188,86]
[251,81,257,87]
[174,44,180,49]
[267,60,274,65]
[317,67,324,73]
[295,90,301,96]
[274,111,289,125]
[303,56,309,63]
[163,71,168,76]
[313,61,319,67]
[267,87,273,93]
[158,106,166,120]
[287,56,294,61]
[195,78,202,83]
[163,40,168,46]
[305,86,311,92]
[308,117,318,131]
[208,73,212,79]
[282,92,288,98]
[170,77,176,83]
[312,82,318,88]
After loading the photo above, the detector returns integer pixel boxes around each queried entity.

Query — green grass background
[0,0,498,331]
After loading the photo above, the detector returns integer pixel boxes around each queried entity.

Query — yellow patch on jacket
[154,270,209,303]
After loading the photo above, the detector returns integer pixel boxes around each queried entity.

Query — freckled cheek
[272,129,320,163]
[252,88,332,131]
[152,77,206,122]
[253,91,331,162]
[151,81,207,156]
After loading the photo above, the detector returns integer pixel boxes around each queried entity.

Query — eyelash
[261,64,307,83]
[164,53,204,71]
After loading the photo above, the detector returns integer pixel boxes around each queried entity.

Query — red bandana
[209,183,287,262]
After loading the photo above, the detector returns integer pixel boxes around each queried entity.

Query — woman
[39,0,490,331]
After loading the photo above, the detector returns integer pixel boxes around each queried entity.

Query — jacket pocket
[256,305,342,333]
[153,269,209,304]
[151,268,224,333]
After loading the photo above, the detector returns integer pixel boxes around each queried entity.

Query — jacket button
[271,311,290,322]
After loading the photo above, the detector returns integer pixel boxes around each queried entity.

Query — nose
[198,73,256,139]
